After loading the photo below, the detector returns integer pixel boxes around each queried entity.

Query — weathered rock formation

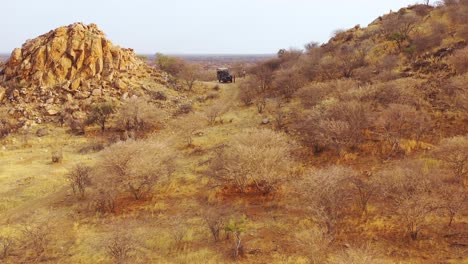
[0,23,169,123]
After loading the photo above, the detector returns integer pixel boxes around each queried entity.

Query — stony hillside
[0,23,169,123]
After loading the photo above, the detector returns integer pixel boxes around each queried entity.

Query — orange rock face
[2,23,144,87]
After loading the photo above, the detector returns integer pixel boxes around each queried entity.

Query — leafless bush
[20,221,52,258]
[375,104,431,157]
[448,46,468,74]
[238,78,258,106]
[204,210,227,242]
[297,166,356,238]
[438,184,467,227]
[91,140,175,202]
[176,103,193,115]
[271,66,306,100]
[294,82,334,109]
[331,245,387,264]
[67,163,92,199]
[210,128,295,194]
[114,96,164,133]
[0,109,13,138]
[172,113,205,147]
[0,235,13,259]
[432,136,468,183]
[204,102,227,125]
[379,160,438,240]
[106,231,135,264]
[68,117,86,135]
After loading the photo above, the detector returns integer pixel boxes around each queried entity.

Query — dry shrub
[448,46,468,74]
[20,221,53,259]
[329,245,388,264]
[204,102,227,125]
[90,139,176,210]
[294,81,335,109]
[238,78,258,106]
[297,166,356,238]
[379,160,439,240]
[375,104,432,157]
[298,100,371,152]
[0,235,13,259]
[0,108,13,138]
[432,135,468,183]
[114,96,164,133]
[106,231,136,264]
[210,128,295,194]
[271,66,306,100]
[66,163,92,199]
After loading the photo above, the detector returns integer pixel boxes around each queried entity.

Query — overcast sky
[1,0,420,54]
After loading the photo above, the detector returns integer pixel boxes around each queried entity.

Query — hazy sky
[1,0,419,54]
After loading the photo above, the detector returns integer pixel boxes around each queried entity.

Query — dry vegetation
[0,1,467,263]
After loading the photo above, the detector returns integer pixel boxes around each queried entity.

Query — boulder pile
[0,22,168,123]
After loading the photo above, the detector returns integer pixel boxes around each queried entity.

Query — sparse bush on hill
[210,128,295,194]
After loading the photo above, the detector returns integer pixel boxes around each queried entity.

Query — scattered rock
[36,128,49,137]
[261,118,270,124]
[92,89,102,97]
[47,109,59,116]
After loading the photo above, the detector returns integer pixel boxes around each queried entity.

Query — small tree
[178,63,201,91]
[204,211,227,242]
[86,101,115,132]
[66,163,92,199]
[225,215,247,260]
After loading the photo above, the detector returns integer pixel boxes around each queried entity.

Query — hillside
[0,2,467,264]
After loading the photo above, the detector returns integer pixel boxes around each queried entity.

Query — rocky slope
[0,23,169,122]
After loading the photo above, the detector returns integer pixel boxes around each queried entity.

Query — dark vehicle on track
[216,68,234,83]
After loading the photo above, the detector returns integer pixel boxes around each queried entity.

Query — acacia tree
[210,128,295,194]
[382,11,419,52]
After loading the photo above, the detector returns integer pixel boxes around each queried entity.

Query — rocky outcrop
[2,23,148,87]
[0,23,169,123]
